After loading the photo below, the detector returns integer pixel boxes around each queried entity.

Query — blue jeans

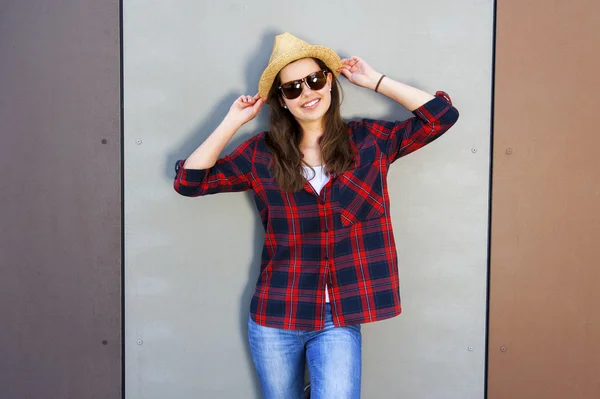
[248,304,362,399]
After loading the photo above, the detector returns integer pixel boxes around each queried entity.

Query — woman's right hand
[225,94,266,127]
[182,94,266,170]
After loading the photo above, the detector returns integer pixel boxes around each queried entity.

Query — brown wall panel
[489,0,600,398]
[0,1,121,398]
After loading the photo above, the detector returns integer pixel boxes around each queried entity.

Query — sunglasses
[278,70,329,100]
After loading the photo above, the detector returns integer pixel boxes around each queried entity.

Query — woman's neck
[299,120,324,148]
[300,123,323,166]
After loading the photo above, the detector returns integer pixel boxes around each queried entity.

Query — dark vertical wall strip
[0,1,122,398]
[484,1,498,398]
[119,0,126,397]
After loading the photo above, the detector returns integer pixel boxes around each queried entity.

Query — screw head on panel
[468,346,473,351]
[500,346,507,352]
[471,148,477,153]
[137,339,143,345]
[506,148,512,155]
[101,139,108,144]
[136,139,142,145]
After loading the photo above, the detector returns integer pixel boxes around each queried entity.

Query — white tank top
[302,165,330,194]
[302,165,331,303]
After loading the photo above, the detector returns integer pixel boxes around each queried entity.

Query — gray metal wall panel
[0,1,122,398]
[124,1,492,397]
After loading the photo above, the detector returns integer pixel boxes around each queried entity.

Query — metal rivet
[102,340,108,345]
[137,339,143,345]
[136,139,142,145]
[506,148,512,155]
[500,346,507,352]
[471,148,477,153]
[468,346,473,351]
[101,139,108,144]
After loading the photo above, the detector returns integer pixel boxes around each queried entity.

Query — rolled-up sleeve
[173,135,258,197]
[358,91,459,163]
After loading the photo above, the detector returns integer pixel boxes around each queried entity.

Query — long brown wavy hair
[264,58,354,192]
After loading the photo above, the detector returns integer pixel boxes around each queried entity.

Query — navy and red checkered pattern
[174,92,459,330]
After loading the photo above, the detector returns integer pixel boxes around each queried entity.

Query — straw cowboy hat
[258,32,342,98]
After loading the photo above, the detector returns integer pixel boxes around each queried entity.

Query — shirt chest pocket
[335,160,385,226]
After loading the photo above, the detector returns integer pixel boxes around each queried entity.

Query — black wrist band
[374,74,386,92]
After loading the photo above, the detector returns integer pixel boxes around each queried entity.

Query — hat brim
[258,45,342,98]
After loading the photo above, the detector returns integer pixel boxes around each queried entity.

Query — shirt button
[325,256,329,261]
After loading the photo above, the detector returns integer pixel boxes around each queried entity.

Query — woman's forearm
[182,117,242,170]
[374,76,435,112]
[338,57,436,112]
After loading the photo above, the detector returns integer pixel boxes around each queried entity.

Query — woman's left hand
[338,56,382,90]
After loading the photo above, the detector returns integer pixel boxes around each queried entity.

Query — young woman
[174,32,459,399]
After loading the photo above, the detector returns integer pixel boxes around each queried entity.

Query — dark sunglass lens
[306,71,327,91]
[282,81,302,99]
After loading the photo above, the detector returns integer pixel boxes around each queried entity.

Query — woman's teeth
[302,99,320,108]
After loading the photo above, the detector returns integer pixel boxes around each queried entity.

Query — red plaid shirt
[174,92,459,330]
